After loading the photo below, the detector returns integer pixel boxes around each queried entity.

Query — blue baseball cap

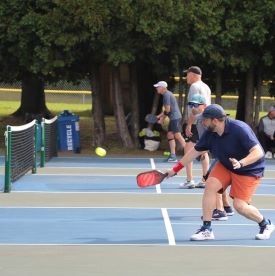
[189,94,206,104]
[201,104,227,119]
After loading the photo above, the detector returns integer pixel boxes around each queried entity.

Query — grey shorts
[168,119,182,133]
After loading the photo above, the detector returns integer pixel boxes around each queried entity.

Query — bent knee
[233,199,247,213]
[205,177,222,192]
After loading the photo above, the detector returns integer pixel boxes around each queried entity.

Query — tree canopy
[0,0,275,128]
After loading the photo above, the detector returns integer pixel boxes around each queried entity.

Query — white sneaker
[190,227,215,241]
[265,151,272,159]
[179,180,195,189]
[255,220,275,240]
[195,178,206,188]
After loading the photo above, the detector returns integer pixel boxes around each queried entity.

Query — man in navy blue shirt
[168,104,274,241]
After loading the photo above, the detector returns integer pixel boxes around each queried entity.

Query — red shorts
[209,161,261,203]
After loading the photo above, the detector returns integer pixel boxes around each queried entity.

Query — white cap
[153,81,168,88]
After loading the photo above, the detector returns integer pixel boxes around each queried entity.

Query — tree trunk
[150,93,160,115]
[112,66,134,148]
[129,63,140,148]
[244,66,255,127]
[136,61,158,129]
[99,63,114,115]
[236,72,246,121]
[178,71,184,115]
[13,72,51,120]
[182,82,189,122]
[91,64,106,147]
[254,67,262,130]
[215,67,222,105]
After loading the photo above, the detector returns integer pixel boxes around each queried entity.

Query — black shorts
[168,119,182,133]
[182,123,199,143]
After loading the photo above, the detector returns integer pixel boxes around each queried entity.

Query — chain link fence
[0,80,92,104]
[0,80,274,112]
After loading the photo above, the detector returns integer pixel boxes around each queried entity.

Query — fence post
[40,118,45,167]
[32,120,37,174]
[4,126,11,193]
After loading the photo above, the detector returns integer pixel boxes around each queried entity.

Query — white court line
[150,158,176,245]
[39,166,150,170]
[0,243,275,248]
[172,222,256,226]
[150,158,161,194]
[10,191,275,196]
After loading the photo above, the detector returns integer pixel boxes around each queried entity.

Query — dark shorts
[182,123,199,143]
[168,119,182,133]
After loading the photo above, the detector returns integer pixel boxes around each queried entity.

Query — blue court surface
[0,156,275,247]
[0,207,274,246]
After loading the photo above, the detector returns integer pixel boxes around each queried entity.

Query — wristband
[172,162,184,173]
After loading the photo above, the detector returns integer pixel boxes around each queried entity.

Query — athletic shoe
[195,178,206,188]
[265,151,272,159]
[255,220,275,240]
[190,226,215,241]
[212,209,228,221]
[179,180,195,189]
[167,154,177,162]
[224,206,234,216]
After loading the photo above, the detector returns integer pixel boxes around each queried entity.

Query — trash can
[57,110,80,153]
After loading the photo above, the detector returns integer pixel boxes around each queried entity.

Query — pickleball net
[4,119,37,192]
[4,116,59,192]
[40,116,58,166]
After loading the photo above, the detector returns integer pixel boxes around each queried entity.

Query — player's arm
[167,146,205,177]
[229,144,264,169]
[157,105,171,120]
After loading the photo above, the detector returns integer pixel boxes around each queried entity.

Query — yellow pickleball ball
[95,147,107,157]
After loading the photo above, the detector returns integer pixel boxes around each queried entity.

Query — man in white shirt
[182,66,211,188]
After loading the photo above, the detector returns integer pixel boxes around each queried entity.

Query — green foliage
[0,0,275,82]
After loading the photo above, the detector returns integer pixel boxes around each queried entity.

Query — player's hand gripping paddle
[137,170,168,188]
[145,114,158,124]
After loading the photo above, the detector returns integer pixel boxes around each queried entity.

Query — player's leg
[222,191,234,215]
[174,132,186,150]
[191,162,231,241]
[166,120,177,162]
[196,152,209,188]
[212,193,228,221]
[172,119,186,150]
[179,141,195,188]
[167,132,177,162]
[230,174,274,240]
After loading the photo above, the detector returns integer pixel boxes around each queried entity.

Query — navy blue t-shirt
[194,118,265,177]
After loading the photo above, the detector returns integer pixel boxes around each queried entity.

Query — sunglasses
[188,102,204,108]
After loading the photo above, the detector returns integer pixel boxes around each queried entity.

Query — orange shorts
[209,161,261,203]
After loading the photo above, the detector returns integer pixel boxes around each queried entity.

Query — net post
[32,120,38,174]
[40,118,45,167]
[4,126,12,193]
